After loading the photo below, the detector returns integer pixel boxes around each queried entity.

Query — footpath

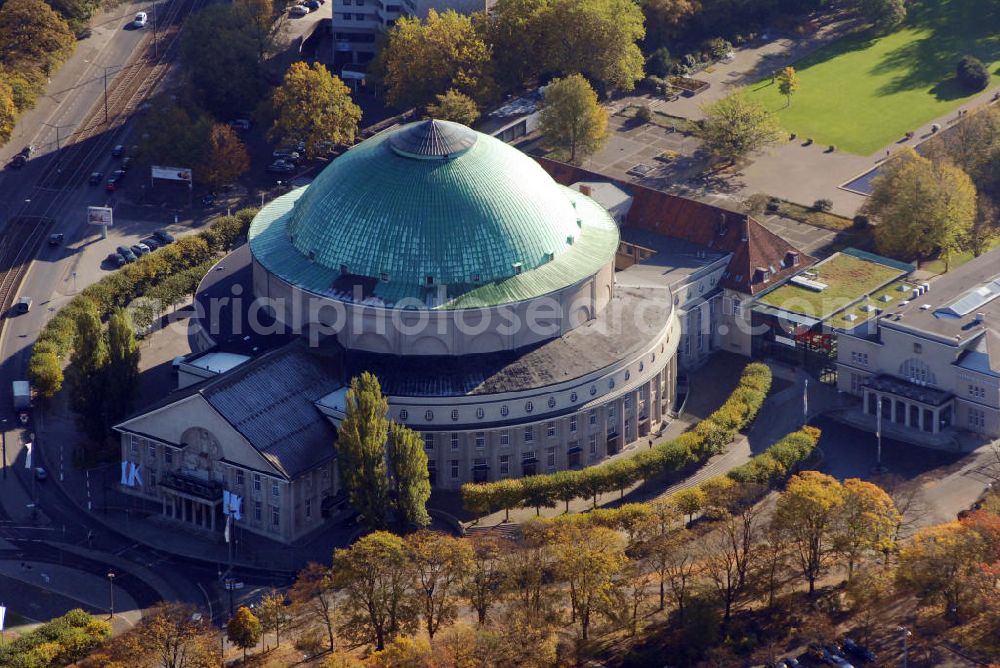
[460,361,853,529]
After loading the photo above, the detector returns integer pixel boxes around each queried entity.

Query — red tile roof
[536,157,816,294]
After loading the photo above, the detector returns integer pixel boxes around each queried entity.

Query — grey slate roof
[200,342,342,478]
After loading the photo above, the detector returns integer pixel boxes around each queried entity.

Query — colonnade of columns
[162,492,218,531]
[864,390,952,434]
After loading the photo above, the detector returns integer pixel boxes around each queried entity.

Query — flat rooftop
[617,227,729,291]
[757,249,910,322]
[878,247,1000,348]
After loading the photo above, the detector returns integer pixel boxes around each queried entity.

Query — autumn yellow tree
[425,89,480,126]
[269,62,361,160]
[834,478,900,580]
[864,148,977,266]
[897,521,986,616]
[461,533,506,625]
[776,66,800,107]
[378,9,495,110]
[539,74,609,163]
[772,471,845,595]
[201,123,250,188]
[288,561,336,653]
[406,530,473,639]
[0,81,16,144]
[551,523,627,639]
[672,486,707,526]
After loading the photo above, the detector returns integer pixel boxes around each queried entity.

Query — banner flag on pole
[224,514,231,544]
[0,605,6,631]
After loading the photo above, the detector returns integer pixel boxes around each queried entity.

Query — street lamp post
[898,626,911,668]
[1,418,7,480]
[107,571,116,619]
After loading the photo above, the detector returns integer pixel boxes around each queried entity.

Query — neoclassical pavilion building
[116,120,680,543]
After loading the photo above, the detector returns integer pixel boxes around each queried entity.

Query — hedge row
[526,425,821,536]
[29,209,257,397]
[462,363,773,519]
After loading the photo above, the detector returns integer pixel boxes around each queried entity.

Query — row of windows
[424,411,611,450]
[969,407,986,429]
[397,352,664,424]
[447,435,601,478]
[850,351,869,366]
[969,384,987,399]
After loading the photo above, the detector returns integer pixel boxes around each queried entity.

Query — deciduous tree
[834,478,900,580]
[701,93,781,164]
[256,589,291,648]
[268,62,361,160]
[641,0,699,46]
[335,372,391,530]
[406,530,473,639]
[226,607,262,662]
[673,486,707,526]
[202,124,249,188]
[461,533,506,625]
[332,531,419,651]
[0,81,16,145]
[857,0,906,32]
[897,521,986,615]
[66,302,109,445]
[386,423,431,529]
[776,66,800,107]
[104,309,140,426]
[28,342,62,399]
[539,74,609,163]
[288,562,337,653]
[425,89,480,126]
[864,148,977,265]
[772,471,845,595]
[0,0,74,75]
[551,524,626,639]
[379,9,495,110]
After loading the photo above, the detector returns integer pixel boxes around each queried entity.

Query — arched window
[899,359,936,386]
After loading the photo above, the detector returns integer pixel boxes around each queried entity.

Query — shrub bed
[462,363,772,518]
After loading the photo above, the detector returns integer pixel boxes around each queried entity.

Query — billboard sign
[151,165,193,182]
[87,206,113,227]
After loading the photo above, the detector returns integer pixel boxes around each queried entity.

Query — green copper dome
[283,120,584,288]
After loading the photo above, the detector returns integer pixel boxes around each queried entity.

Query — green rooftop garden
[825,278,915,328]
[758,253,907,320]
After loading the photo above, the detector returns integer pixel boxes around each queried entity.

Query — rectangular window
[130,435,138,457]
[354,12,365,19]
[608,405,617,422]
[732,298,743,317]
[305,498,312,519]
[253,473,261,492]
[913,342,922,354]
[969,385,986,399]
[499,430,509,446]
[165,450,173,465]
[969,408,985,428]
[499,454,510,476]
[271,507,280,527]
[569,415,577,433]
[546,422,555,438]
[424,433,434,450]
[523,426,534,443]
[521,450,535,462]
[254,501,262,521]
[624,395,631,409]
[271,481,279,497]
[236,470,244,486]
[589,409,597,426]
[475,432,485,448]
[850,373,862,393]
[452,433,461,450]
[546,446,556,469]
[341,12,352,19]
[148,444,156,459]
[450,460,459,479]
[851,351,869,366]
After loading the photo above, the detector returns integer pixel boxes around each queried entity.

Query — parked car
[47,233,64,246]
[288,4,309,15]
[304,0,320,10]
[784,659,801,668]
[111,144,125,157]
[228,118,252,131]
[116,246,137,263]
[143,236,162,249]
[18,145,35,158]
[105,169,126,191]
[35,467,47,481]
[266,159,295,174]
[88,171,103,185]
[131,243,151,257]
[842,639,874,663]
[14,297,31,314]
[133,11,147,27]
[272,147,301,161]
[120,156,133,172]
[153,230,175,244]
[8,154,26,169]
[201,194,215,206]
[106,253,126,268]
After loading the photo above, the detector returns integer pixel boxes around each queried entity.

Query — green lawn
[746,0,1000,155]
[758,253,905,318]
